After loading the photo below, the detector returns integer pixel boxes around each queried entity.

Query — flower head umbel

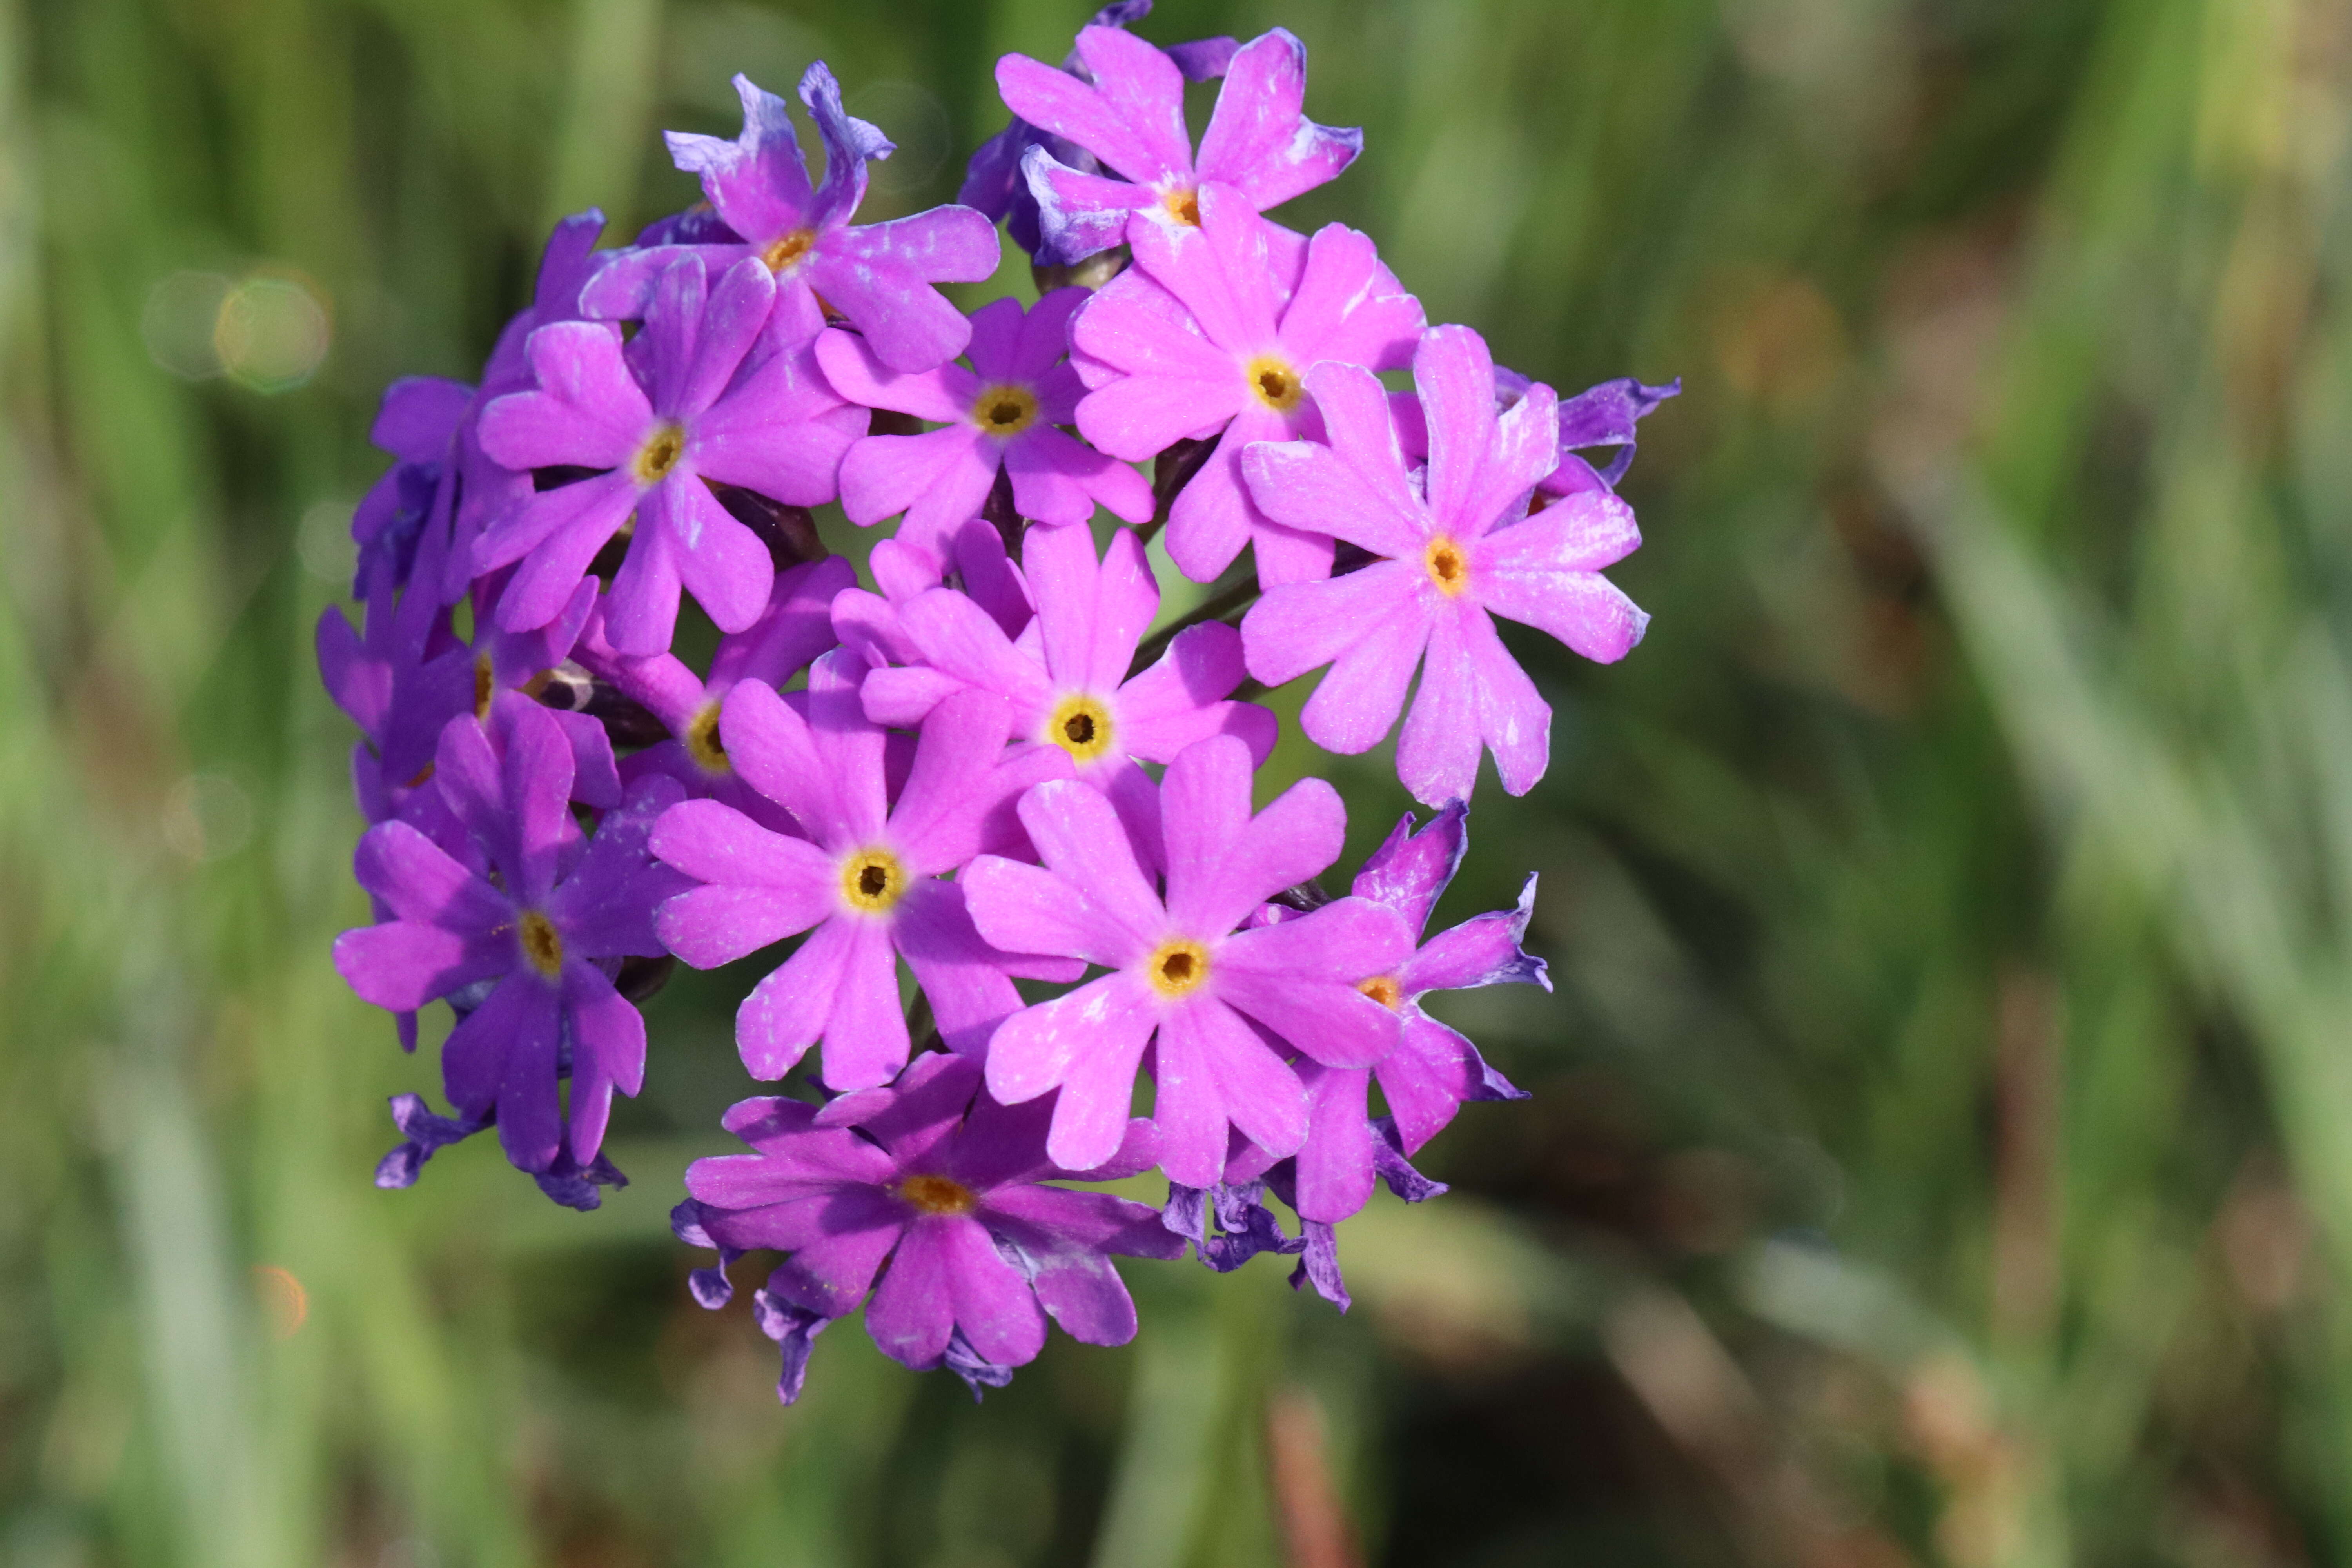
[318,25,1671,1402]
[961,3,1237,259]
[652,652,1077,1090]
[862,517,1273,864]
[675,1052,1182,1403]
[588,67,1001,373]
[816,290,1154,569]
[1071,187,1424,586]
[476,254,860,655]
[1240,325,1649,805]
[332,696,689,1189]
[962,734,1414,1185]
[997,25,1359,266]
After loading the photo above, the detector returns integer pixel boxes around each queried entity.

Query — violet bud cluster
[322,3,1674,1404]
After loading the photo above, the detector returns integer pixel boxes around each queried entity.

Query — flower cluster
[323,3,1672,1403]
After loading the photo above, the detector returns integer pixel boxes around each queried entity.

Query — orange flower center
[633,423,686,483]
[761,228,818,272]
[1162,187,1201,226]
[1246,355,1303,412]
[684,701,728,775]
[1424,536,1470,596]
[897,1174,979,1215]
[973,383,1040,437]
[1358,975,1403,1009]
[519,910,564,978]
[1147,938,1212,998]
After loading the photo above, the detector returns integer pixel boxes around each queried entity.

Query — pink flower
[585,68,1001,373]
[475,255,860,656]
[1069,186,1423,585]
[650,652,1076,1090]
[1240,325,1648,805]
[860,518,1274,865]
[816,290,1153,571]
[997,25,1359,265]
[961,735,1413,1185]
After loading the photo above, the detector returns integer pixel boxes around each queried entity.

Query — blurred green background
[6,0,2352,1563]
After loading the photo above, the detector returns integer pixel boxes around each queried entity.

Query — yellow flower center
[972,383,1040,438]
[519,910,564,978]
[840,847,907,914]
[1046,693,1116,765]
[1358,975,1404,1009]
[473,653,495,720]
[1424,535,1470,596]
[1246,355,1303,412]
[684,700,728,775]
[633,423,686,483]
[1162,187,1201,227]
[1146,938,1212,999]
[761,228,818,272]
[897,1174,980,1216]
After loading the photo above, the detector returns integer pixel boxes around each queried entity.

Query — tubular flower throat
[840,847,908,914]
[1046,693,1116,765]
[1146,937,1212,1000]
[1246,355,1303,413]
[519,910,564,978]
[896,1172,981,1216]
[973,384,1041,438]
[684,701,729,774]
[761,228,818,272]
[1423,536,1469,597]
[1357,975,1403,1009]
[633,423,687,483]
[1161,187,1202,227]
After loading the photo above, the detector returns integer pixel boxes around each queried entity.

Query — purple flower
[677,1052,1182,1402]
[815,290,1155,570]
[960,734,1414,1185]
[318,526,612,834]
[996,25,1358,267]
[651,652,1077,1091]
[475,254,860,656]
[962,3,1237,259]
[351,376,470,599]
[1539,374,1680,499]
[585,67,1001,373]
[862,516,1273,865]
[1239,326,1648,805]
[1400,368,1682,503]
[332,695,689,1176]
[1256,803,1540,1239]
[1070,187,1423,586]
[440,211,615,604]
[581,554,856,824]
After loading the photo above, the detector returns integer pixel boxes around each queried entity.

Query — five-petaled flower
[675,1052,1183,1403]
[817,289,1154,570]
[1239,324,1648,805]
[332,695,689,1176]
[652,652,1076,1089]
[997,25,1359,266]
[477,254,860,656]
[586,67,1002,372]
[962,734,1413,1185]
[1070,186,1424,586]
